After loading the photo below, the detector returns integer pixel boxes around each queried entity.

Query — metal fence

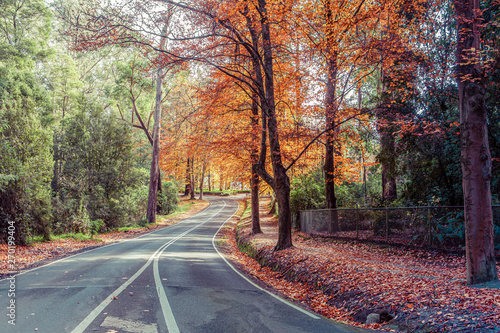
[299,206,500,249]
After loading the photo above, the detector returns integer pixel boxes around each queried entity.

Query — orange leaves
[0,241,99,274]
[230,204,500,332]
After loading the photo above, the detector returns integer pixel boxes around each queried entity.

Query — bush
[89,219,105,236]
[290,170,326,228]
[158,181,180,215]
[52,105,148,231]
[0,101,54,244]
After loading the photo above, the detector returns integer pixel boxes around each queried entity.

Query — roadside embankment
[222,197,500,333]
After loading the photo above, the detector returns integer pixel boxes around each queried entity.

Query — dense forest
[1,0,499,283]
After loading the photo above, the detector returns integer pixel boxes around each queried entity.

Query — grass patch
[242,199,252,218]
[55,233,92,241]
[236,234,258,258]
[203,190,232,196]
[30,233,98,244]
[157,200,195,219]
[203,189,249,196]
[116,225,143,232]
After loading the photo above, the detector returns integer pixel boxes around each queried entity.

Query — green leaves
[53,104,147,231]
[158,181,180,216]
[0,0,52,61]
[290,168,326,224]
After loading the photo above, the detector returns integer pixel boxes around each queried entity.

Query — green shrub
[52,106,148,231]
[138,217,148,227]
[290,169,326,228]
[158,181,180,215]
[89,219,105,236]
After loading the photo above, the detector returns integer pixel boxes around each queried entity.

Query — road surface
[0,196,375,333]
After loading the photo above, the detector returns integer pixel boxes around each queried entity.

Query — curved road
[1,196,374,333]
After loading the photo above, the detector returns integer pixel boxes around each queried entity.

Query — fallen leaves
[221,198,500,332]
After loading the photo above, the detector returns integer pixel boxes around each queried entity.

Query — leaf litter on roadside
[218,200,500,332]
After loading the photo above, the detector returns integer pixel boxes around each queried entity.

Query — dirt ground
[216,197,500,333]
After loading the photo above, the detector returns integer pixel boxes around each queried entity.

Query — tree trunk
[251,92,262,234]
[454,0,498,285]
[156,176,162,214]
[199,160,206,200]
[190,157,195,200]
[184,158,191,196]
[241,0,291,248]
[269,193,276,215]
[358,87,368,204]
[377,66,397,204]
[380,130,397,202]
[258,0,292,250]
[250,163,261,234]
[146,66,163,224]
[208,169,211,192]
[324,0,339,233]
[219,170,223,191]
[362,154,368,204]
[146,22,169,224]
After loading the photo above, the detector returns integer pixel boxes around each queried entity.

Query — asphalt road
[0,196,375,333]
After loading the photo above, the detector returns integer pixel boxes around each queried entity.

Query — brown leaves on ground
[0,197,209,276]
[217,198,500,333]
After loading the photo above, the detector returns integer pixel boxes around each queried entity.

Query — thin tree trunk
[358,86,368,204]
[156,176,162,214]
[184,158,191,196]
[245,9,263,235]
[146,65,163,224]
[377,67,397,204]
[251,91,261,234]
[146,21,170,224]
[250,164,261,234]
[380,131,397,202]
[324,0,339,233]
[190,157,195,200]
[208,169,211,192]
[219,169,223,191]
[362,155,368,204]
[269,193,276,215]
[199,160,206,200]
[454,0,498,284]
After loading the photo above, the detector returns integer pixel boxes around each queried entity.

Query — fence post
[385,207,389,242]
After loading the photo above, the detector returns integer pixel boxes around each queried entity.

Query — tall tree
[253,0,292,249]
[147,20,171,223]
[323,0,340,232]
[454,0,499,284]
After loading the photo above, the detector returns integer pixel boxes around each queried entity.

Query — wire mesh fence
[299,206,500,249]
